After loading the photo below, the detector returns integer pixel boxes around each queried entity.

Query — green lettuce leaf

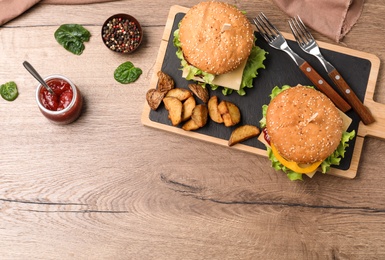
[173,28,267,96]
[320,130,356,173]
[267,147,303,181]
[239,45,267,94]
[260,85,356,181]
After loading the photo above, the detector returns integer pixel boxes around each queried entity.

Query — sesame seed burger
[173,1,267,95]
[259,85,356,181]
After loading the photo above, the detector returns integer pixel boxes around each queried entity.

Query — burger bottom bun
[266,85,343,164]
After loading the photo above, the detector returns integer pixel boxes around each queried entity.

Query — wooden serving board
[142,5,384,179]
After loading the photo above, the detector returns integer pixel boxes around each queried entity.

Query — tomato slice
[0,81,18,101]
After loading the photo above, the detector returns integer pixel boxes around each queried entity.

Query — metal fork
[289,16,375,125]
[252,13,351,113]
[253,13,303,66]
[288,16,335,73]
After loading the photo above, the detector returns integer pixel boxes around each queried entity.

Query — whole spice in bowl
[101,14,143,54]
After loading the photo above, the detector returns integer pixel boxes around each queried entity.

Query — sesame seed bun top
[179,1,254,75]
[266,85,343,164]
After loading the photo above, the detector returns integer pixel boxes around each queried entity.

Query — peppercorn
[102,16,142,53]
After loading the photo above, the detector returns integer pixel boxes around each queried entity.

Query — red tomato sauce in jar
[36,75,83,125]
[39,79,73,111]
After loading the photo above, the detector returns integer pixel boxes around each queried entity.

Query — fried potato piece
[218,100,241,127]
[191,104,208,128]
[146,88,166,110]
[163,96,182,126]
[217,100,228,115]
[188,84,209,103]
[182,119,200,131]
[182,96,196,122]
[166,88,192,101]
[228,125,260,146]
[208,96,223,123]
[157,71,174,93]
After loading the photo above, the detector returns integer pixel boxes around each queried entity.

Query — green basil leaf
[0,81,18,101]
[114,61,142,84]
[54,24,91,55]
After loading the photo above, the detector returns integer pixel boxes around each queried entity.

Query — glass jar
[36,74,83,124]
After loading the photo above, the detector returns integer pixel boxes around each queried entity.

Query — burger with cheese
[173,1,267,95]
[259,85,356,181]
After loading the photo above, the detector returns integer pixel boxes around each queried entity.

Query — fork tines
[252,12,280,42]
[288,16,314,46]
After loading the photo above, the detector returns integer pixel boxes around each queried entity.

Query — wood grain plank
[1,1,385,259]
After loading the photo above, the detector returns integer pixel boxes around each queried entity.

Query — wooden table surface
[1,0,385,259]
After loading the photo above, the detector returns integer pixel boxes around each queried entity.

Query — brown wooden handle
[299,62,351,113]
[359,100,385,140]
[329,69,375,125]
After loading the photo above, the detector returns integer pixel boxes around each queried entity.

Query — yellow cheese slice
[270,143,323,174]
[339,109,352,132]
[182,59,247,91]
[257,133,318,177]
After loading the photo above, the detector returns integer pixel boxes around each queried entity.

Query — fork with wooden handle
[288,16,375,125]
[253,13,351,113]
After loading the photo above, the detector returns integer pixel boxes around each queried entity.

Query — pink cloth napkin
[0,0,116,25]
[1,0,365,42]
[272,0,365,42]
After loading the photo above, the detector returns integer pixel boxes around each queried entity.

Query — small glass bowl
[101,13,143,54]
[36,75,83,125]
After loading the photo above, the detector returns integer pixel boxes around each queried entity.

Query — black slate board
[149,12,372,171]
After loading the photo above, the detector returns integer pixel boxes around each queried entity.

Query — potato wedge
[182,96,196,122]
[218,100,241,127]
[188,84,209,103]
[191,104,208,128]
[146,88,166,110]
[163,96,182,126]
[221,114,234,127]
[226,101,241,126]
[208,96,223,123]
[157,71,174,93]
[182,119,200,131]
[217,100,229,115]
[228,125,260,146]
[166,88,192,101]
